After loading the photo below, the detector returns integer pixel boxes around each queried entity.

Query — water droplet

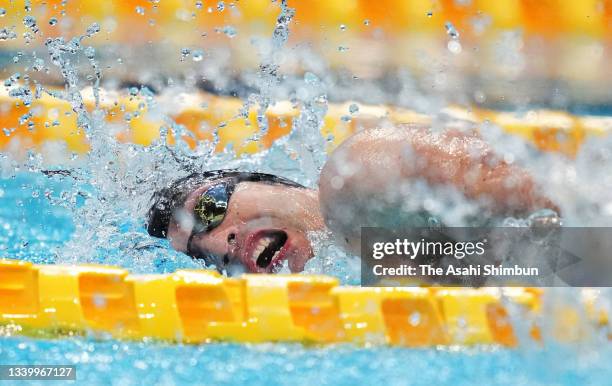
[0,8,6,17]
[86,22,100,36]
[221,25,236,38]
[339,24,347,31]
[32,58,44,71]
[23,15,39,33]
[49,17,58,26]
[4,73,20,87]
[93,294,107,308]
[338,45,349,52]
[363,19,370,26]
[84,46,95,59]
[304,72,319,84]
[474,90,485,103]
[427,11,433,17]
[409,312,421,326]
[19,112,32,125]
[349,103,359,114]
[445,21,459,39]
[180,47,191,61]
[195,1,203,9]
[192,49,204,61]
[135,6,145,15]
[217,1,225,12]
[447,40,462,54]
[0,27,17,41]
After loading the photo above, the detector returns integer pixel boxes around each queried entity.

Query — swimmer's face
[166,181,324,274]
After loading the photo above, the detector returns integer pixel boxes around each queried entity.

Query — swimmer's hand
[318,124,559,254]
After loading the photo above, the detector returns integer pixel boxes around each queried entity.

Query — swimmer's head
[147,170,324,274]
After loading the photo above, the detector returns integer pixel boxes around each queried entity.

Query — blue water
[1,172,611,386]
[1,337,609,386]
[0,173,74,264]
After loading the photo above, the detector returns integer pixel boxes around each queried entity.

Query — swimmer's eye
[193,183,229,232]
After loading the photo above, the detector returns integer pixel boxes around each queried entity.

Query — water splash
[0,0,610,288]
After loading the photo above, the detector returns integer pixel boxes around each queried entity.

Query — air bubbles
[427,11,433,17]
[49,17,58,26]
[337,46,349,52]
[135,6,145,15]
[349,103,359,114]
[195,1,203,9]
[339,24,347,32]
[217,1,225,12]
[363,19,370,26]
[0,8,6,17]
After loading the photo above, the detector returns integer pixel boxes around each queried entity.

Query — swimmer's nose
[221,230,244,267]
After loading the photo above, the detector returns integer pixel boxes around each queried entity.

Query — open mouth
[250,230,288,269]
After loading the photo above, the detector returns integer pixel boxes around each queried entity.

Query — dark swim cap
[146,170,305,238]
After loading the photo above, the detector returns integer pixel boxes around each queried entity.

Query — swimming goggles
[186,180,236,262]
[192,182,234,233]
[178,172,305,264]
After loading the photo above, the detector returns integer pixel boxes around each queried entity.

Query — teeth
[251,236,282,263]
[252,244,265,260]
[251,237,274,261]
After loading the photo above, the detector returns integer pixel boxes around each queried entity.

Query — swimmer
[146,124,558,273]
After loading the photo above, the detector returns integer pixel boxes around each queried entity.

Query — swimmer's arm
[318,124,558,251]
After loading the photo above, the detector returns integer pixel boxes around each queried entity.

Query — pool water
[1,337,609,386]
[2,0,612,383]
[1,172,611,386]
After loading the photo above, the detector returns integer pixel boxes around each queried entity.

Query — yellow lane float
[2,0,610,48]
[1,85,610,156]
[0,259,608,346]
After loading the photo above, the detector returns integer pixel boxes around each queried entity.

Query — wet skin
[166,124,557,273]
[319,124,558,254]
[166,181,324,273]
